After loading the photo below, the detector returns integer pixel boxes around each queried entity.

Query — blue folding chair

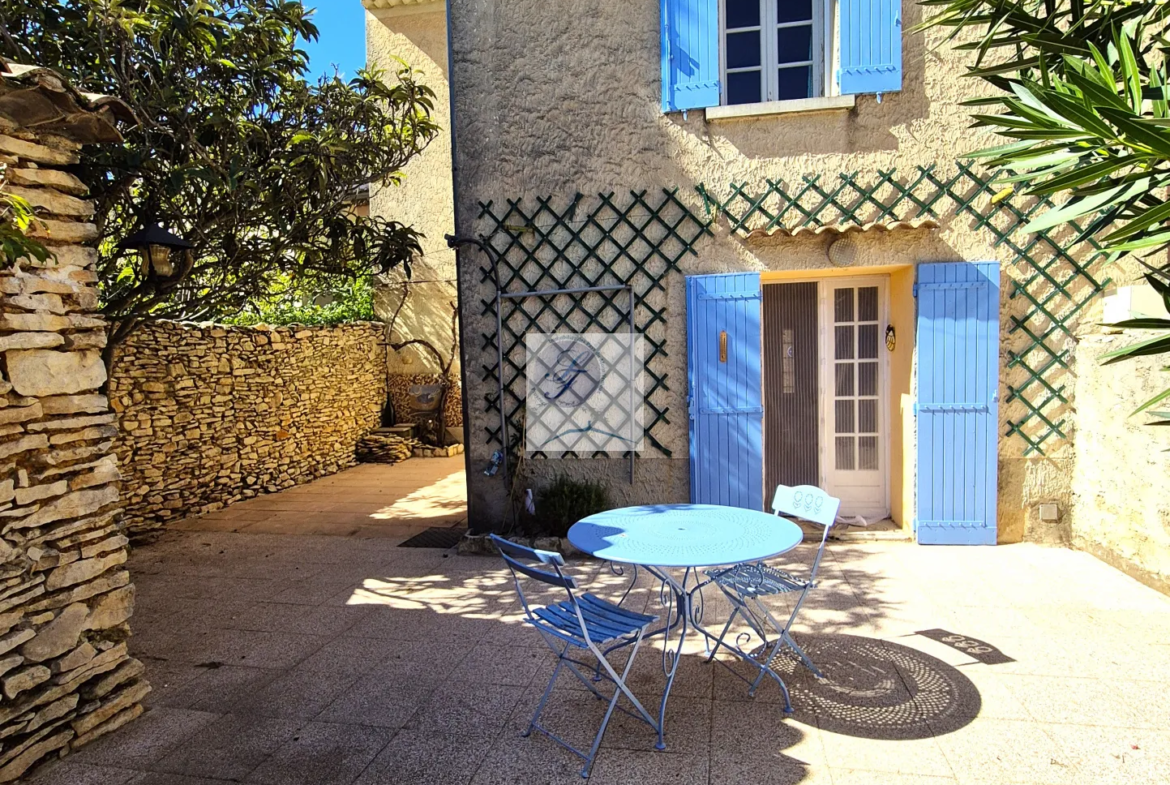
[491,535,661,778]
[705,485,841,705]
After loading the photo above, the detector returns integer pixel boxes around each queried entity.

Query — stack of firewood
[355,432,418,464]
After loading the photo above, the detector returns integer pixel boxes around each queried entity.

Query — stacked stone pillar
[0,66,146,780]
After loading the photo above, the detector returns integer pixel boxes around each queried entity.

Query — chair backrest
[771,484,841,528]
[490,534,576,590]
[771,484,841,587]
[492,534,596,643]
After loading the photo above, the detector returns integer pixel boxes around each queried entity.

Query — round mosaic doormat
[770,633,981,740]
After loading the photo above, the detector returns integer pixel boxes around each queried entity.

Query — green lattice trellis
[698,162,1116,455]
[476,189,713,457]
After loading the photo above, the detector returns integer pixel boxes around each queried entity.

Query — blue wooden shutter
[839,0,903,95]
[914,262,1000,545]
[686,273,763,510]
[661,0,720,112]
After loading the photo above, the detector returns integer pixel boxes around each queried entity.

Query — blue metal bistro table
[567,504,803,749]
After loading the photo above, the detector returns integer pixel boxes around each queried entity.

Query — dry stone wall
[110,322,388,537]
[0,126,146,774]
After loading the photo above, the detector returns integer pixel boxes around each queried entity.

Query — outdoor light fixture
[886,324,897,352]
[118,223,192,280]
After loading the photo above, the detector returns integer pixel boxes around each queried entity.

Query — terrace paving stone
[25,460,1170,785]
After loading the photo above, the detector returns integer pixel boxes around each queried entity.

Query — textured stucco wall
[1071,304,1170,594]
[366,6,459,378]
[444,0,1098,535]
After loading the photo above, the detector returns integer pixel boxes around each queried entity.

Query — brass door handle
[719,331,728,363]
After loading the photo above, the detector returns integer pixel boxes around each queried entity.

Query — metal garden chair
[704,484,841,702]
[490,534,661,778]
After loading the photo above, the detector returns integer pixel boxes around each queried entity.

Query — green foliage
[0,177,51,267]
[0,0,439,352]
[1099,273,1170,424]
[920,1,1170,255]
[530,476,612,538]
[918,1,1170,427]
[224,277,376,327]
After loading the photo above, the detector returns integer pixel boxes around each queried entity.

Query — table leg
[643,565,691,751]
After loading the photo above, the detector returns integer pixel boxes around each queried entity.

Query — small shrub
[529,475,612,538]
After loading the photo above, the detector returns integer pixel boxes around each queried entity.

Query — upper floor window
[662,0,902,114]
[723,0,826,105]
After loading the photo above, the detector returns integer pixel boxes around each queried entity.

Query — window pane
[777,65,812,100]
[727,0,761,28]
[858,399,878,434]
[834,289,853,323]
[726,31,762,69]
[858,436,878,471]
[834,326,854,360]
[776,24,812,64]
[858,324,879,359]
[777,0,813,24]
[835,400,854,434]
[835,363,854,396]
[859,362,878,396]
[836,437,855,471]
[858,287,878,321]
[727,70,762,104]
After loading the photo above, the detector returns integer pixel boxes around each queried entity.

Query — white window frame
[719,0,838,106]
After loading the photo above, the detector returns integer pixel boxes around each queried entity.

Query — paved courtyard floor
[25,461,1170,785]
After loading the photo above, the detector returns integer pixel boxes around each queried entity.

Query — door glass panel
[858,400,878,434]
[835,363,854,396]
[834,288,853,322]
[831,283,882,479]
[858,362,877,396]
[858,324,879,359]
[858,436,878,471]
[835,400,854,433]
[834,326,854,359]
[858,287,879,321]
[835,437,855,470]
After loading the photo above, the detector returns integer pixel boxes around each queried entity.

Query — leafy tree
[0,0,438,367]
[0,166,49,266]
[919,0,1170,423]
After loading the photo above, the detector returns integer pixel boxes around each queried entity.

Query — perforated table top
[568,504,803,568]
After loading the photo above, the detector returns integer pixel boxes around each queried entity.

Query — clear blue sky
[300,2,367,81]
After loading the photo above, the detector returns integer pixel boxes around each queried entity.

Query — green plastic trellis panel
[475,189,712,459]
[700,163,1115,455]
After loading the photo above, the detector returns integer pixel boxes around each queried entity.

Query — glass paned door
[823,279,887,519]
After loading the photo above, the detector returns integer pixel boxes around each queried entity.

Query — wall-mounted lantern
[118,223,192,280]
[885,324,897,352]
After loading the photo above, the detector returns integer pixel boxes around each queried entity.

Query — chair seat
[530,593,658,648]
[707,563,809,598]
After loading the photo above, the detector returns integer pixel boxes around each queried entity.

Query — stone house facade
[364,1,464,429]
[0,63,148,780]
[370,2,1167,591]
